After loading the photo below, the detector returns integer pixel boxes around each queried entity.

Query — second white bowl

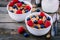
[7,1,32,22]
[25,12,53,36]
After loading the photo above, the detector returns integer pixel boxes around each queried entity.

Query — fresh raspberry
[18,26,25,34]
[12,0,18,3]
[16,3,22,7]
[9,2,14,7]
[16,10,22,14]
[39,12,45,17]
[27,20,33,27]
[25,5,31,11]
[44,20,51,28]
[38,19,43,24]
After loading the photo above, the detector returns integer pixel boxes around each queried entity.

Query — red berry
[27,20,33,27]
[25,5,31,11]
[12,0,18,3]
[9,2,14,6]
[16,10,22,14]
[38,19,43,24]
[16,3,22,7]
[18,26,25,34]
[39,12,45,17]
[44,20,51,28]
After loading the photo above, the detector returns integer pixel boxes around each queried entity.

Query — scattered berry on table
[24,33,29,37]
[18,26,25,34]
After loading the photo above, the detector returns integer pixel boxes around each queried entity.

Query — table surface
[0,7,60,40]
[0,0,60,40]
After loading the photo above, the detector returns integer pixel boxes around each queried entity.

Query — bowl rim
[25,12,53,30]
[7,1,32,15]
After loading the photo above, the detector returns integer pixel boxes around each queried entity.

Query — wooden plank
[0,23,25,29]
[0,7,8,14]
[0,14,56,22]
[57,8,60,14]
[52,37,60,40]
[0,14,16,22]
[0,7,55,22]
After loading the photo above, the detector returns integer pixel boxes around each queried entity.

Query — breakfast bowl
[25,12,53,36]
[7,0,32,22]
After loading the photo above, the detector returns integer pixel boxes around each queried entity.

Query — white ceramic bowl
[7,1,32,22]
[25,12,53,36]
[42,0,59,13]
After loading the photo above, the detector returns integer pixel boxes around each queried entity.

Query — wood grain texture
[0,23,25,29]
[0,7,59,40]
[0,14,16,22]
[0,0,60,40]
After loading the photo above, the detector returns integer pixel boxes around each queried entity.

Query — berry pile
[8,0,31,14]
[27,12,51,29]
[18,26,29,37]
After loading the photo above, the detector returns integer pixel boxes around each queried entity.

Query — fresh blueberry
[27,17,30,21]
[38,15,42,19]
[10,10,14,13]
[36,9,40,12]
[25,10,29,13]
[41,24,45,28]
[24,33,29,37]
[13,5,16,9]
[32,15,36,18]
[21,2,25,4]
[13,5,18,9]
[34,26,39,29]
[47,17,50,21]
[34,20,38,24]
